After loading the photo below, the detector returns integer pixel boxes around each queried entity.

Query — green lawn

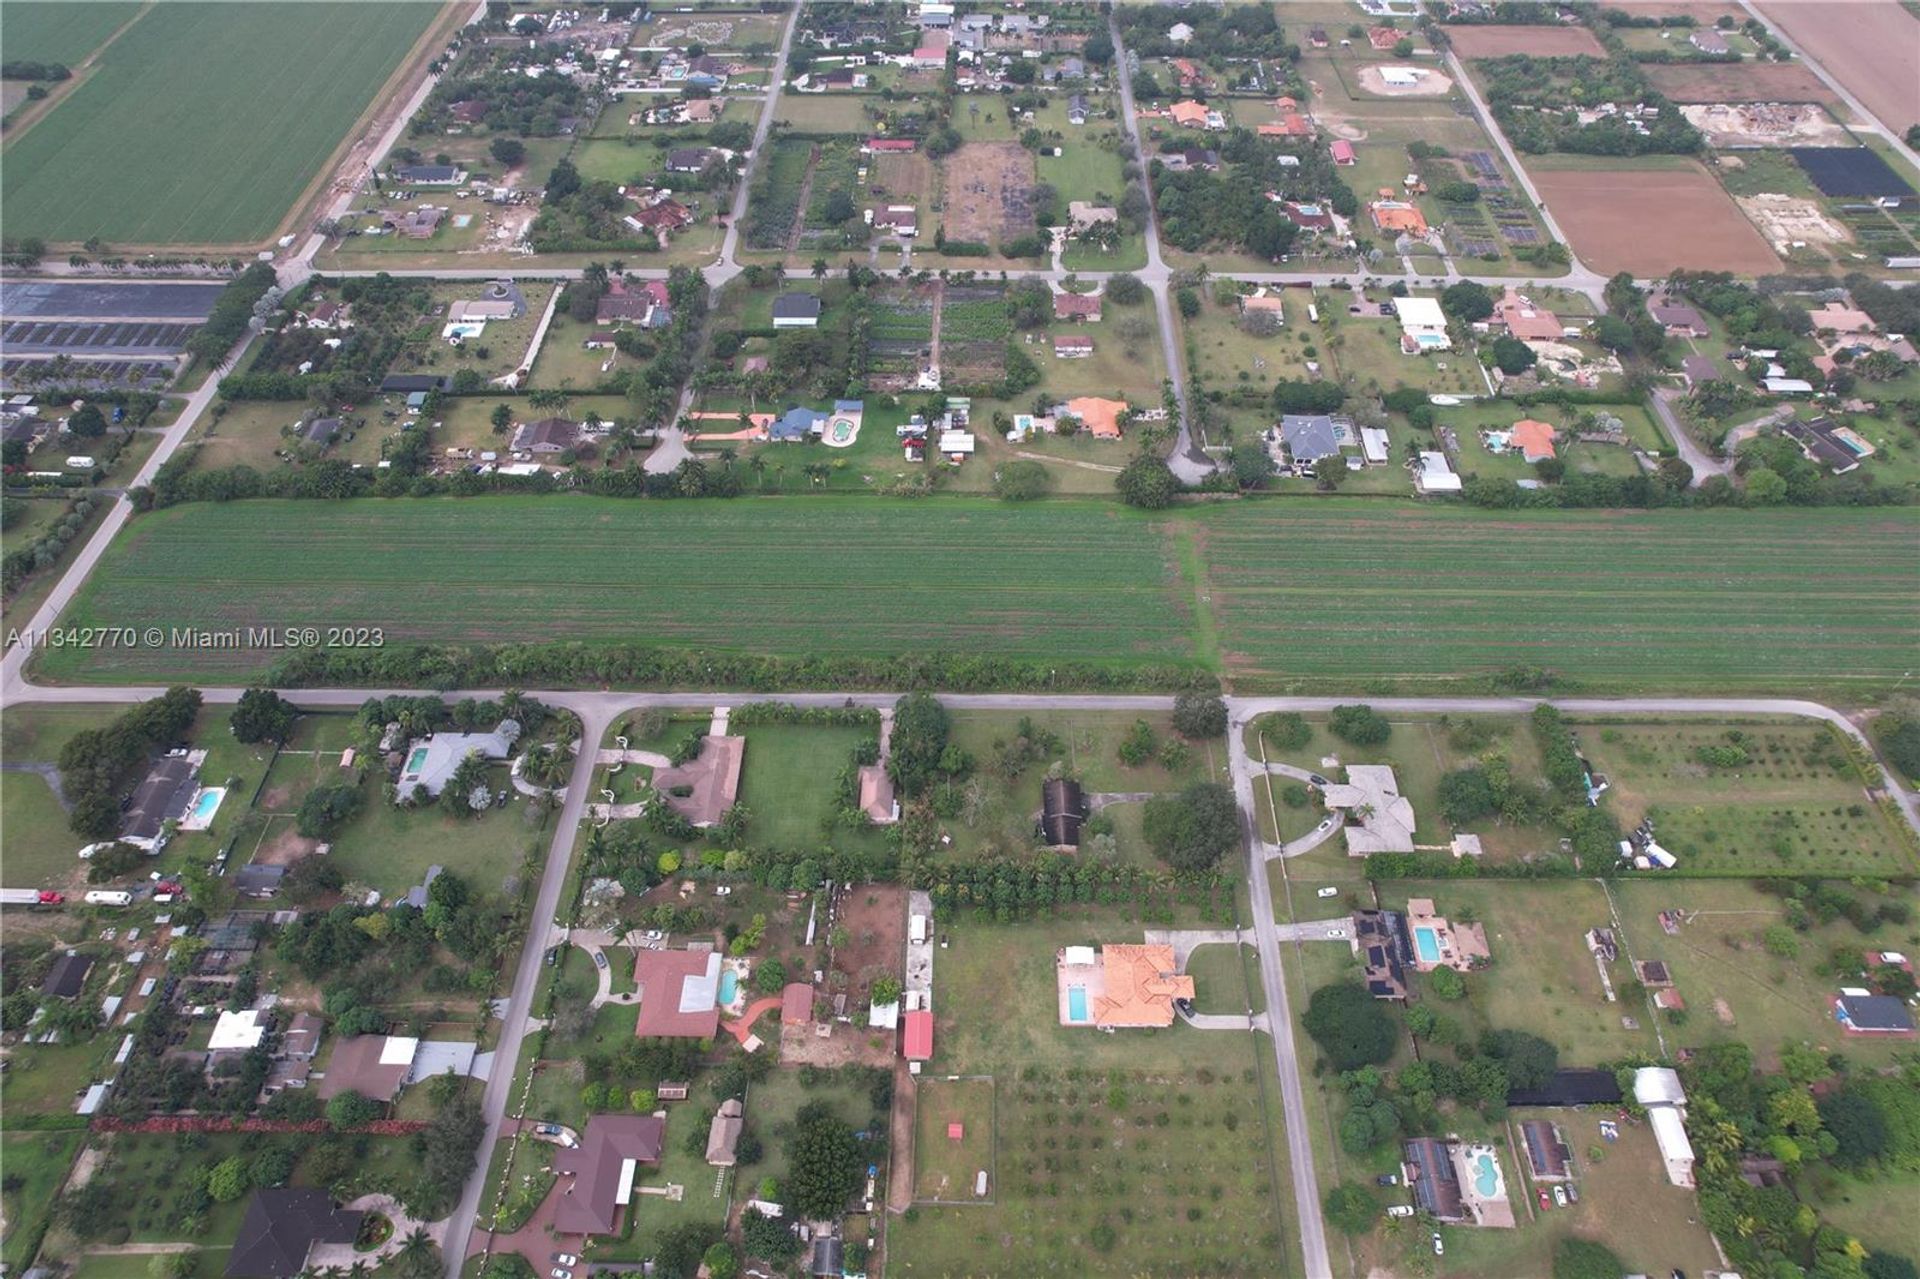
[736,723,879,848]
[1,1129,84,1270]
[1184,943,1262,1016]
[0,770,77,890]
[324,774,545,898]
[0,2,141,63]
[911,1076,996,1203]
[2,3,439,243]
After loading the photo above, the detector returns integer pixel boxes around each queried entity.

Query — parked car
[1317,887,1339,898]
[593,951,608,970]
[714,886,733,896]
[552,1255,578,1266]
[1309,774,1329,786]
[1538,1188,1552,1209]
[536,1125,562,1137]
[1375,1174,1399,1187]
[1552,1186,1568,1208]
[1386,1205,1414,1219]
[551,1269,571,1279]
[1432,1234,1445,1257]
[1565,1184,1580,1204]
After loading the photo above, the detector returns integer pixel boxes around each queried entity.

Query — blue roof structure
[769,407,826,441]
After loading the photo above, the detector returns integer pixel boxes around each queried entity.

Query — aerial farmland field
[33,498,1920,694]
[1,2,439,245]
[0,2,142,63]
[1199,503,1920,691]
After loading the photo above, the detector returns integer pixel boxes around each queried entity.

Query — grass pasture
[911,1076,997,1203]
[736,722,885,851]
[2,3,440,244]
[1,1129,83,1271]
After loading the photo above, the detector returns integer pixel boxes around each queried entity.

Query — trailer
[0,888,65,906]
[83,890,134,907]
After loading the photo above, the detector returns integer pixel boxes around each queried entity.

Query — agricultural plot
[1750,0,1913,132]
[743,136,813,250]
[2,3,440,244]
[774,92,874,133]
[35,497,1196,683]
[912,1077,998,1203]
[1642,60,1838,104]
[938,284,1013,386]
[1444,24,1608,57]
[1197,502,1920,693]
[865,284,937,390]
[1528,163,1781,275]
[887,912,1285,1277]
[942,142,1038,247]
[0,2,140,63]
[1574,720,1912,876]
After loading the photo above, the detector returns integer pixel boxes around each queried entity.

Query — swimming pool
[179,786,227,832]
[1414,926,1442,964]
[718,969,739,1005]
[407,746,430,773]
[1472,1150,1500,1198]
[1067,985,1090,1023]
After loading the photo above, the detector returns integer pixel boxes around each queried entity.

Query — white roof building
[1632,1066,1686,1108]
[1322,764,1418,854]
[1416,451,1462,494]
[1393,295,1449,337]
[1360,426,1391,464]
[1633,1067,1694,1187]
[209,1008,267,1052]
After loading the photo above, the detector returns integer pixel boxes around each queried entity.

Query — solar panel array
[2,319,198,357]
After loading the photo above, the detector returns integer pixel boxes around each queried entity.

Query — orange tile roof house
[1053,291,1103,322]
[1062,396,1127,439]
[1169,100,1210,128]
[1510,419,1558,463]
[1495,289,1563,342]
[1058,943,1196,1028]
[1260,113,1314,138]
[632,949,723,1039]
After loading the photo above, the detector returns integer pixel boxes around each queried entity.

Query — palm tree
[811,257,829,280]
[803,462,830,487]
[392,1229,435,1279]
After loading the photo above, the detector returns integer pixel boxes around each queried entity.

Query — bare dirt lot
[943,141,1036,245]
[1738,193,1850,248]
[828,883,907,1002]
[1681,101,1851,148]
[1752,0,1920,133]
[1645,60,1839,104]
[872,151,934,211]
[1446,24,1608,57]
[1533,164,1783,274]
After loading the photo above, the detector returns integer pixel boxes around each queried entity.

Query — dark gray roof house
[1681,354,1720,387]
[1040,778,1087,847]
[1402,1137,1466,1222]
[43,951,94,1000]
[231,864,287,899]
[391,163,464,185]
[1837,993,1915,1034]
[1506,1068,1623,1108]
[1280,414,1342,463]
[226,1189,362,1278]
[301,417,341,446]
[667,147,714,173]
[123,754,199,847]
[772,292,823,326]
[511,416,580,454]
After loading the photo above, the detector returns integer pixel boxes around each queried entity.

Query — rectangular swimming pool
[1067,985,1090,1023]
[406,746,429,773]
[1414,926,1442,964]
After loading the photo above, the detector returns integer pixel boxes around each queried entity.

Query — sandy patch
[1356,64,1454,97]
[1737,193,1851,248]
[942,142,1036,245]
[1680,101,1851,148]
[1532,164,1782,274]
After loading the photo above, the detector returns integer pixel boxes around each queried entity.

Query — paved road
[1650,388,1732,486]
[442,701,615,1276]
[711,4,801,284]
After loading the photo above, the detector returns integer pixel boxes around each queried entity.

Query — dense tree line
[60,687,203,839]
[185,264,279,364]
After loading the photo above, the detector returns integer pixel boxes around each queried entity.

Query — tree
[754,958,787,995]
[489,137,526,168]
[1437,768,1496,824]
[1172,693,1228,740]
[1228,442,1275,490]
[1745,466,1788,505]
[1819,1088,1890,1167]
[1593,315,1635,352]
[1427,966,1466,1000]
[1175,288,1201,319]
[392,1229,438,1279]
[1440,281,1493,323]
[1490,335,1536,375]
[1083,28,1114,63]
[1141,783,1240,872]
[1323,1183,1381,1236]
[1302,983,1397,1070]
[742,1208,801,1262]
[1106,273,1145,305]
[1115,452,1177,509]
[1312,455,1347,491]
[1553,1237,1627,1279]
[230,688,297,744]
[786,1102,862,1219]
[701,1243,739,1279]
[1329,704,1391,746]
[1483,1028,1558,1091]
[993,459,1051,501]
[205,1156,250,1203]
[297,782,361,838]
[545,158,581,200]
[889,693,951,797]
[1266,712,1312,750]
[326,1090,383,1129]
[820,188,856,224]
[871,974,903,1005]
[66,403,108,439]
[1865,1253,1920,1279]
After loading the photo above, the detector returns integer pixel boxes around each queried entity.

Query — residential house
[1067,201,1117,233]
[231,865,286,899]
[622,192,694,244]
[1403,1137,1467,1222]
[584,330,617,350]
[300,417,341,447]
[1509,418,1558,463]
[448,100,489,126]
[448,280,527,323]
[1648,295,1708,337]
[42,952,93,1000]
[395,722,520,800]
[1370,199,1428,236]
[315,1034,417,1101]
[122,753,201,852]
[1058,943,1195,1029]
[1054,291,1102,322]
[1240,293,1286,322]
[382,207,444,240]
[1309,25,1330,47]
[1169,100,1211,129]
[1168,21,1194,43]
[871,205,919,236]
[1495,288,1564,341]
[1689,28,1729,53]
[650,734,744,827]
[552,1114,668,1235]
[1068,94,1088,125]
[1323,764,1417,854]
[1415,450,1463,494]
[1260,113,1314,139]
[768,406,829,442]
[1279,413,1343,466]
[225,1190,362,1279]
[667,147,716,174]
[1330,139,1356,165]
[706,1099,744,1166]
[1053,335,1094,358]
[304,300,348,329]
[1785,417,1874,474]
[1059,396,1127,439]
[511,417,581,455]
[596,279,672,328]
[1393,295,1451,351]
[1835,992,1916,1035]
[1353,909,1411,1000]
[1280,200,1334,231]
[1040,778,1087,847]
[867,137,917,154]
[1368,25,1403,50]
[1681,354,1721,388]
[772,293,823,328]
[632,949,724,1039]
[903,1008,933,1062]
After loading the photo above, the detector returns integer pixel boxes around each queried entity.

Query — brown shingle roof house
[552,1113,668,1235]
[1054,291,1102,322]
[706,1098,744,1166]
[651,735,744,827]
[632,949,723,1039]
[511,417,580,454]
[314,1034,414,1101]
